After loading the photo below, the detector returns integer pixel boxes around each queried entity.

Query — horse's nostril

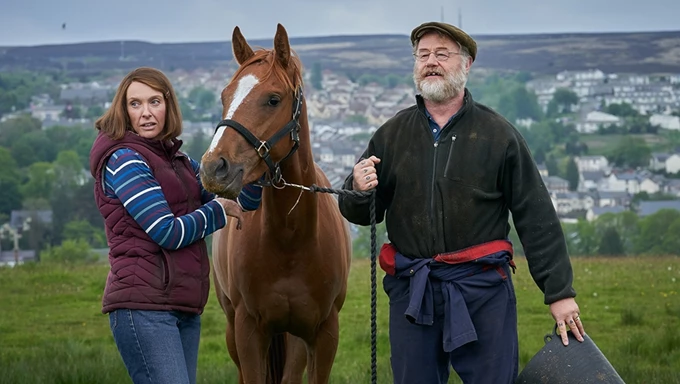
[215,157,229,179]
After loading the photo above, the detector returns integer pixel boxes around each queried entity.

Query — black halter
[213,86,303,185]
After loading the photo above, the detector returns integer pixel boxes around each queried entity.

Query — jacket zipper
[443,135,458,177]
[431,140,439,246]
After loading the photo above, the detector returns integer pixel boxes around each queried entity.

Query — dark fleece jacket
[338,90,576,304]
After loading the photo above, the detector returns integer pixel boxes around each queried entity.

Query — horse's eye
[267,97,281,107]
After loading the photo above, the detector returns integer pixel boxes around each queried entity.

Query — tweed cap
[410,22,477,61]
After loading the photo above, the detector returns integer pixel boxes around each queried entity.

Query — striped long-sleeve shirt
[104,148,262,250]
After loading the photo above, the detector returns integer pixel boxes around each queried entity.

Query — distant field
[1,257,679,383]
[580,133,670,156]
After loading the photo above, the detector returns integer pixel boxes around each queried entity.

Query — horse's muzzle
[200,157,244,199]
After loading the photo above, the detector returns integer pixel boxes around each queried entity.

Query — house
[596,191,630,208]
[543,176,569,193]
[536,163,548,177]
[649,114,680,130]
[650,153,671,172]
[575,111,621,134]
[666,154,680,174]
[601,171,640,194]
[665,179,680,197]
[575,156,610,173]
[639,175,664,195]
[578,170,606,192]
[552,192,595,215]
[637,200,680,217]
[586,206,627,222]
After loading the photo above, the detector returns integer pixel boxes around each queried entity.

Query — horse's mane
[229,48,303,96]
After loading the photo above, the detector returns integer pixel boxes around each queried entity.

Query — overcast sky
[1,0,679,46]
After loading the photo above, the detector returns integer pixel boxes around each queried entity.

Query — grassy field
[579,133,670,157]
[1,256,679,384]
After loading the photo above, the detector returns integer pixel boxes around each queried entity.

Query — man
[337,22,585,384]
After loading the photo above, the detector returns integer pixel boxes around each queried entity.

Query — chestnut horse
[200,24,352,384]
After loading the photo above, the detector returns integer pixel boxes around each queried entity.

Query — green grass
[580,133,670,156]
[1,257,679,383]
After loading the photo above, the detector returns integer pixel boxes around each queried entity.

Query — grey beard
[414,66,468,103]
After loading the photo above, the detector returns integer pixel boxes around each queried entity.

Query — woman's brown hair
[95,67,183,141]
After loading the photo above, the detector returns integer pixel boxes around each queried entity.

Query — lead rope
[279,181,378,384]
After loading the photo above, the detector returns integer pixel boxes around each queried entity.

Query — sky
[1,0,679,47]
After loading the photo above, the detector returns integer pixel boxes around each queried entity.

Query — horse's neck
[262,142,317,241]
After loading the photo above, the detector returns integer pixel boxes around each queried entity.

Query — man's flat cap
[410,22,477,61]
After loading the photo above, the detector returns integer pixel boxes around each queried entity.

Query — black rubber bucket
[515,326,625,384]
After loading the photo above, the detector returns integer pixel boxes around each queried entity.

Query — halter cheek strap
[213,86,303,184]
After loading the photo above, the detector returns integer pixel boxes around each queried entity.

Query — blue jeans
[109,309,201,384]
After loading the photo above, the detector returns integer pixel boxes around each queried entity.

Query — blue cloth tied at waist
[393,250,512,352]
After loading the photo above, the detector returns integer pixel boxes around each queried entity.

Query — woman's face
[126,81,166,139]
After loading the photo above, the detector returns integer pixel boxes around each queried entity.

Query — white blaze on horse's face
[207,74,260,154]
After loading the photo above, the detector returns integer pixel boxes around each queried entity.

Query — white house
[552,192,595,215]
[649,114,680,130]
[578,170,606,192]
[601,172,640,194]
[575,111,621,134]
[575,156,610,173]
[586,206,627,222]
[597,191,630,208]
[666,154,680,174]
[639,177,662,194]
[650,153,672,172]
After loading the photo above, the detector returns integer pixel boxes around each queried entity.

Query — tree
[188,86,217,113]
[0,147,22,216]
[598,227,625,256]
[10,131,56,167]
[605,103,638,118]
[546,88,579,117]
[634,209,680,255]
[185,130,211,161]
[85,105,105,119]
[0,114,42,148]
[566,157,579,191]
[63,219,107,248]
[608,137,651,169]
[310,62,323,90]
[545,155,559,177]
[40,239,98,264]
[497,86,543,123]
[19,162,55,201]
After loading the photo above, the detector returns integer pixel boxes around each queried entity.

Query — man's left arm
[502,129,584,344]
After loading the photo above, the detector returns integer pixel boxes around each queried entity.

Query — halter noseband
[213,86,303,185]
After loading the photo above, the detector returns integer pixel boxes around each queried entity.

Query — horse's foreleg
[281,334,307,384]
[234,309,270,384]
[214,273,245,383]
[306,309,340,384]
[226,317,245,384]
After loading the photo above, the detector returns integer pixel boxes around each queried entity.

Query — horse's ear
[273,23,290,69]
[232,26,254,65]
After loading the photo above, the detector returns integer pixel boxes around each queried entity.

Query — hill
[1,30,680,78]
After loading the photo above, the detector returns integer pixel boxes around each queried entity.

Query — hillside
[1,30,680,77]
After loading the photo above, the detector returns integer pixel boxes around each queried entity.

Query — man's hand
[352,156,381,191]
[550,297,585,346]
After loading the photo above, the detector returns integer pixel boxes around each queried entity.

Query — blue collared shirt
[424,108,457,142]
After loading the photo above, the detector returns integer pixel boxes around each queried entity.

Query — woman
[89,67,261,384]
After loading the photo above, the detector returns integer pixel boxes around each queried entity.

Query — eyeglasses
[413,50,462,62]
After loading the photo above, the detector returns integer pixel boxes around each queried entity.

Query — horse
[199,24,352,384]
